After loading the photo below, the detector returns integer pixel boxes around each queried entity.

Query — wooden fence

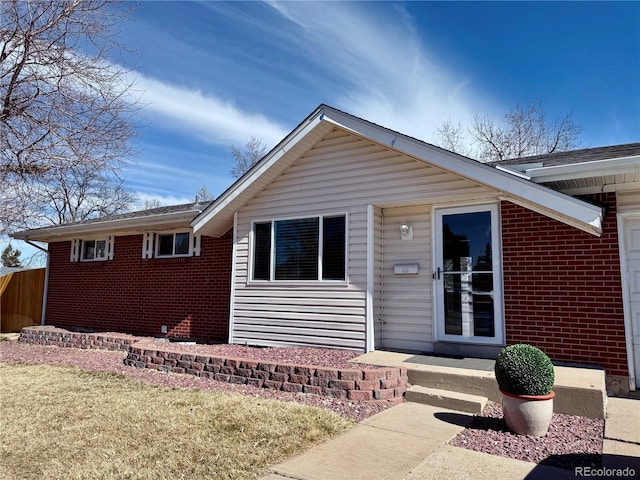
[0,268,45,333]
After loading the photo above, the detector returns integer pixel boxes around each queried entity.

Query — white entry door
[623,217,640,388]
[434,204,504,345]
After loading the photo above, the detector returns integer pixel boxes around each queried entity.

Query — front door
[434,205,503,345]
[623,217,640,388]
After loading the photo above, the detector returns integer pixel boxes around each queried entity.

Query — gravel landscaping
[145,341,379,369]
[0,341,392,421]
[450,401,604,471]
[1,339,607,470]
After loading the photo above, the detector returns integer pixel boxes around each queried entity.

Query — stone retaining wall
[18,327,408,403]
[18,326,139,352]
[125,340,407,403]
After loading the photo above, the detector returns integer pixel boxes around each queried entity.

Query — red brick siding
[45,233,232,341]
[501,193,627,376]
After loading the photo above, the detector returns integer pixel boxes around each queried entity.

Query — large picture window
[252,215,346,282]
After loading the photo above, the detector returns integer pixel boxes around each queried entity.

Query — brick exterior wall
[45,232,232,342]
[501,193,628,377]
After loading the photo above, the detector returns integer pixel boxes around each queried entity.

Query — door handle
[433,267,441,280]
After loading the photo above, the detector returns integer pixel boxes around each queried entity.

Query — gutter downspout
[25,238,49,326]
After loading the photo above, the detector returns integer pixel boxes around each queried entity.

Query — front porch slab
[352,351,607,419]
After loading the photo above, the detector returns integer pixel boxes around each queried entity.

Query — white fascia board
[526,156,640,183]
[192,109,327,236]
[495,164,531,180]
[11,210,201,243]
[320,108,603,235]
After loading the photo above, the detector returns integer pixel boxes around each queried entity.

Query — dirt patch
[450,401,604,470]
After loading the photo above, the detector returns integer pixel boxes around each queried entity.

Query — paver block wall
[18,328,407,403]
[19,326,137,351]
[125,340,407,403]
[501,193,627,378]
[45,232,232,342]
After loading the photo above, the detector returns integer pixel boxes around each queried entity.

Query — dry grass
[0,334,19,342]
[0,363,353,480]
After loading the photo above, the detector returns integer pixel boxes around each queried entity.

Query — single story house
[12,105,640,394]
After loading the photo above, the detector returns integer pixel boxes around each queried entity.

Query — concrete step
[352,351,608,419]
[406,385,488,413]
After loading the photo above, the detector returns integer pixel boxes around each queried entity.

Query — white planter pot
[501,390,555,437]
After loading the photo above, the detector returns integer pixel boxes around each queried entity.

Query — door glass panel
[473,294,495,337]
[443,274,494,337]
[443,211,492,272]
[441,211,495,339]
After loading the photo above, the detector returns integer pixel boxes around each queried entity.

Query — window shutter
[106,236,115,260]
[193,234,201,257]
[70,239,80,262]
[142,232,155,259]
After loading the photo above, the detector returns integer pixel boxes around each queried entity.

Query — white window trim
[145,230,201,259]
[73,236,114,262]
[248,212,349,285]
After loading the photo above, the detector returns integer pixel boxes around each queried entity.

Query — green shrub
[494,344,554,396]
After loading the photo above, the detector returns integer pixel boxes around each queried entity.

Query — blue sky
[7,1,640,263]
[118,1,639,207]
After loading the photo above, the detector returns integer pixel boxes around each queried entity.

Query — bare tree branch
[230,136,267,178]
[0,0,139,234]
[434,119,471,157]
[195,184,214,202]
[434,101,582,163]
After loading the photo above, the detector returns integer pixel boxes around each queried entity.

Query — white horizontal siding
[232,128,495,352]
[379,206,434,352]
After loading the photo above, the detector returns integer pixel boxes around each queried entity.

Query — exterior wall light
[400,222,413,240]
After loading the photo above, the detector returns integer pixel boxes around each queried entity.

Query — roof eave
[320,108,603,236]
[192,106,330,237]
[11,209,203,243]
[525,155,640,183]
[191,105,604,238]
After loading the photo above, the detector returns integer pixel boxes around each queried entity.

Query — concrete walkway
[602,397,640,471]
[260,396,640,480]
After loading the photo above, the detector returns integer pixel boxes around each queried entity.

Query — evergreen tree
[1,245,22,267]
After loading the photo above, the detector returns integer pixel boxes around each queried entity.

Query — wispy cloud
[267,2,498,143]
[131,72,290,148]
[133,192,194,209]
[124,2,500,154]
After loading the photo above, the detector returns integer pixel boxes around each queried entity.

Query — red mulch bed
[450,401,604,471]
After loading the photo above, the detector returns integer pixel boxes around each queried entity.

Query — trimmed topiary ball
[494,344,555,396]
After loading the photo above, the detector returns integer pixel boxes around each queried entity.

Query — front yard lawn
[0,363,352,480]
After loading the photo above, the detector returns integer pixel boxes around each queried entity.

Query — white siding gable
[231,128,496,351]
